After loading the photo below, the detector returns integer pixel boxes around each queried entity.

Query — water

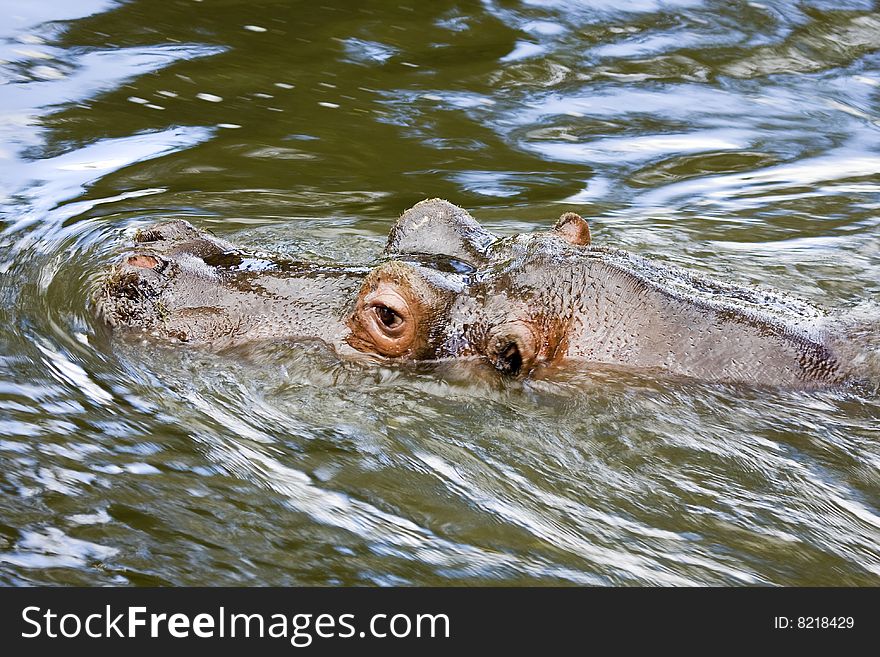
[1,0,879,586]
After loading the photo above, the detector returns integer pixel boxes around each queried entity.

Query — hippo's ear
[553,212,591,246]
[383,199,495,267]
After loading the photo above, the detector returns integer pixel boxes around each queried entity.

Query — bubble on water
[145,103,165,110]
[35,466,96,495]
[0,420,41,437]
[243,24,267,32]
[127,96,149,104]
[342,38,398,64]
[318,102,340,109]
[68,509,111,525]
[501,40,545,62]
[523,20,566,35]
[217,123,241,129]
[125,463,161,475]
[0,438,29,452]
[14,48,53,60]
[31,65,64,80]
[274,82,294,89]
[853,75,879,86]
[17,34,46,45]
[196,92,223,102]
[0,528,118,570]
[92,464,124,475]
[418,92,495,109]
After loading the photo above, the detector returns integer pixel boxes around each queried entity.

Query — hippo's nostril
[127,254,160,269]
[487,321,538,377]
[494,341,523,376]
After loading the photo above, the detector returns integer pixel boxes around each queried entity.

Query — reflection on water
[0,0,878,585]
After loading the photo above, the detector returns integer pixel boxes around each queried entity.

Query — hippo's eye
[352,283,417,357]
[374,304,403,330]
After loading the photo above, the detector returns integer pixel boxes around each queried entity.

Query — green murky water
[1,0,879,586]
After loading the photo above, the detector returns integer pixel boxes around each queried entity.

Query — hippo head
[98,199,593,377]
[346,199,593,375]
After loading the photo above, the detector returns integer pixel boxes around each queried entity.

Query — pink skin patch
[127,254,159,269]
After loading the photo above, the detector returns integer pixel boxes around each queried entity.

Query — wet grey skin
[96,199,875,388]
[96,220,371,350]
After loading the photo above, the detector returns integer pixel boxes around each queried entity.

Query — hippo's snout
[96,219,239,331]
[96,248,175,329]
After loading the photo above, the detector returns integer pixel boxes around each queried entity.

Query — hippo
[96,199,877,388]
